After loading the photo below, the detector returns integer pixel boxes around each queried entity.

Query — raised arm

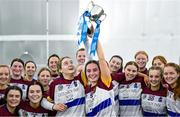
[97,40,112,87]
[85,37,93,62]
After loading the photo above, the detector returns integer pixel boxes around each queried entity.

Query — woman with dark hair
[41,40,114,117]
[9,58,31,100]
[108,55,123,116]
[116,61,146,116]
[109,55,123,73]
[47,54,60,78]
[10,58,25,81]
[18,81,51,116]
[163,63,180,116]
[24,60,37,81]
[37,67,52,97]
[0,85,22,116]
[84,41,115,116]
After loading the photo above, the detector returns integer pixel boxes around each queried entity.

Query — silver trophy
[87,1,106,22]
[77,1,106,56]
[86,1,106,37]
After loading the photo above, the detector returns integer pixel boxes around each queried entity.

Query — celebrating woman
[163,63,180,116]
[18,81,51,116]
[37,67,52,97]
[118,61,146,116]
[0,65,11,105]
[0,85,22,116]
[85,41,114,116]
[141,66,167,116]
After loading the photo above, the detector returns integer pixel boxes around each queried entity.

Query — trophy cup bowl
[88,1,106,22]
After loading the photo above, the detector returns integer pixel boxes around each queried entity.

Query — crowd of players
[0,40,179,117]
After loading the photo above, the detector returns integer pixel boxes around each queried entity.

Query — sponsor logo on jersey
[74,81,78,87]
[22,84,25,90]
[158,97,162,102]
[134,83,138,88]
[58,85,63,91]
[142,94,147,99]
[148,95,155,101]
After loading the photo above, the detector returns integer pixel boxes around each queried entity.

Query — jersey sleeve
[98,76,113,90]
[139,75,147,89]
[47,80,56,102]
[75,70,88,88]
[111,72,125,83]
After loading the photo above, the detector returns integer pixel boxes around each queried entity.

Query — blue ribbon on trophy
[77,1,106,56]
[77,11,91,45]
[90,20,101,56]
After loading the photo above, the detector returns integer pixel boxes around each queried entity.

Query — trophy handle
[87,1,95,11]
[91,1,95,7]
[99,13,106,21]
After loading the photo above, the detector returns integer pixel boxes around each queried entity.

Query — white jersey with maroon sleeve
[111,73,125,116]
[112,80,119,116]
[141,86,167,116]
[48,75,85,117]
[166,87,180,116]
[118,74,145,117]
[85,79,115,117]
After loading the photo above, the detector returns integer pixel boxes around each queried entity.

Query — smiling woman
[0,85,22,116]
[0,65,10,106]
[163,63,180,116]
[141,66,167,116]
[44,56,86,117]
[18,81,51,116]
[116,61,146,117]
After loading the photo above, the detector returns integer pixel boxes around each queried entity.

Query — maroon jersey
[140,68,148,75]
[0,104,18,116]
[18,101,50,116]
[111,72,125,83]
[51,73,59,79]
[43,90,49,98]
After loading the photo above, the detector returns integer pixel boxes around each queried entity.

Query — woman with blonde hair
[0,65,11,105]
